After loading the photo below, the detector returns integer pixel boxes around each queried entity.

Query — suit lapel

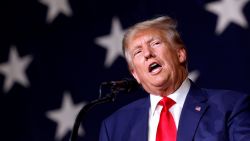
[127,96,150,141]
[177,81,208,141]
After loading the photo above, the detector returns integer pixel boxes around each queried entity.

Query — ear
[130,68,141,84]
[177,48,187,63]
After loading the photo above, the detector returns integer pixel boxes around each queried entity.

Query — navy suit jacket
[99,81,250,141]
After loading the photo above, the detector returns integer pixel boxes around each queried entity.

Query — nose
[143,46,154,60]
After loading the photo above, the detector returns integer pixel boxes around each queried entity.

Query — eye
[151,40,161,47]
[133,49,142,56]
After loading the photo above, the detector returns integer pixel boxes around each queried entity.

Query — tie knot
[158,97,176,109]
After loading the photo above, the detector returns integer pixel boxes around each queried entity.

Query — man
[99,16,250,141]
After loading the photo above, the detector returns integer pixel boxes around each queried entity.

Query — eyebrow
[130,36,161,51]
[135,37,155,47]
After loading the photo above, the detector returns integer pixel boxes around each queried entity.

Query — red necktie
[156,97,176,141]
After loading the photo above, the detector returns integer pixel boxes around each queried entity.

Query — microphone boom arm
[70,78,138,141]
[69,90,117,141]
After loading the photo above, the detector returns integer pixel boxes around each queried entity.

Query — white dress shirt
[148,78,191,141]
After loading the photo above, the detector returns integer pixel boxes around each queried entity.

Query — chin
[154,75,169,83]
[151,80,166,88]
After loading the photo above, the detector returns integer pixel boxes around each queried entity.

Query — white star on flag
[205,0,249,35]
[0,46,33,93]
[39,0,73,23]
[95,17,126,68]
[46,91,86,140]
[188,70,200,82]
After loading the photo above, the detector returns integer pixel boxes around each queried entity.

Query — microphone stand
[69,86,119,141]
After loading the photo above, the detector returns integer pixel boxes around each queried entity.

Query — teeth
[150,63,158,68]
[149,63,160,72]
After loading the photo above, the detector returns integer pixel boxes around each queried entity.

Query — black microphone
[101,78,139,93]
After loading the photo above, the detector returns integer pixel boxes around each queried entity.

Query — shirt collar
[149,78,191,116]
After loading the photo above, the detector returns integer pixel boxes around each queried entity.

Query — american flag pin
[195,106,201,112]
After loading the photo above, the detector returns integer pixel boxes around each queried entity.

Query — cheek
[162,57,178,71]
[132,60,146,75]
[132,56,144,67]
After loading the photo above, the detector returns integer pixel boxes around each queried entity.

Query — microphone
[101,78,139,93]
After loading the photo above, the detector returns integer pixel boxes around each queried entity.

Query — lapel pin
[195,106,201,112]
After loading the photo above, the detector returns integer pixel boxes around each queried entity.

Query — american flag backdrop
[1,0,250,141]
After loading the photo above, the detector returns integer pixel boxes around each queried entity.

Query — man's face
[126,28,187,95]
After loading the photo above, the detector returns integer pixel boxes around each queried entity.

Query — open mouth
[148,62,162,73]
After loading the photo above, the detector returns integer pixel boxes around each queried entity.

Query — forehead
[127,28,166,48]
